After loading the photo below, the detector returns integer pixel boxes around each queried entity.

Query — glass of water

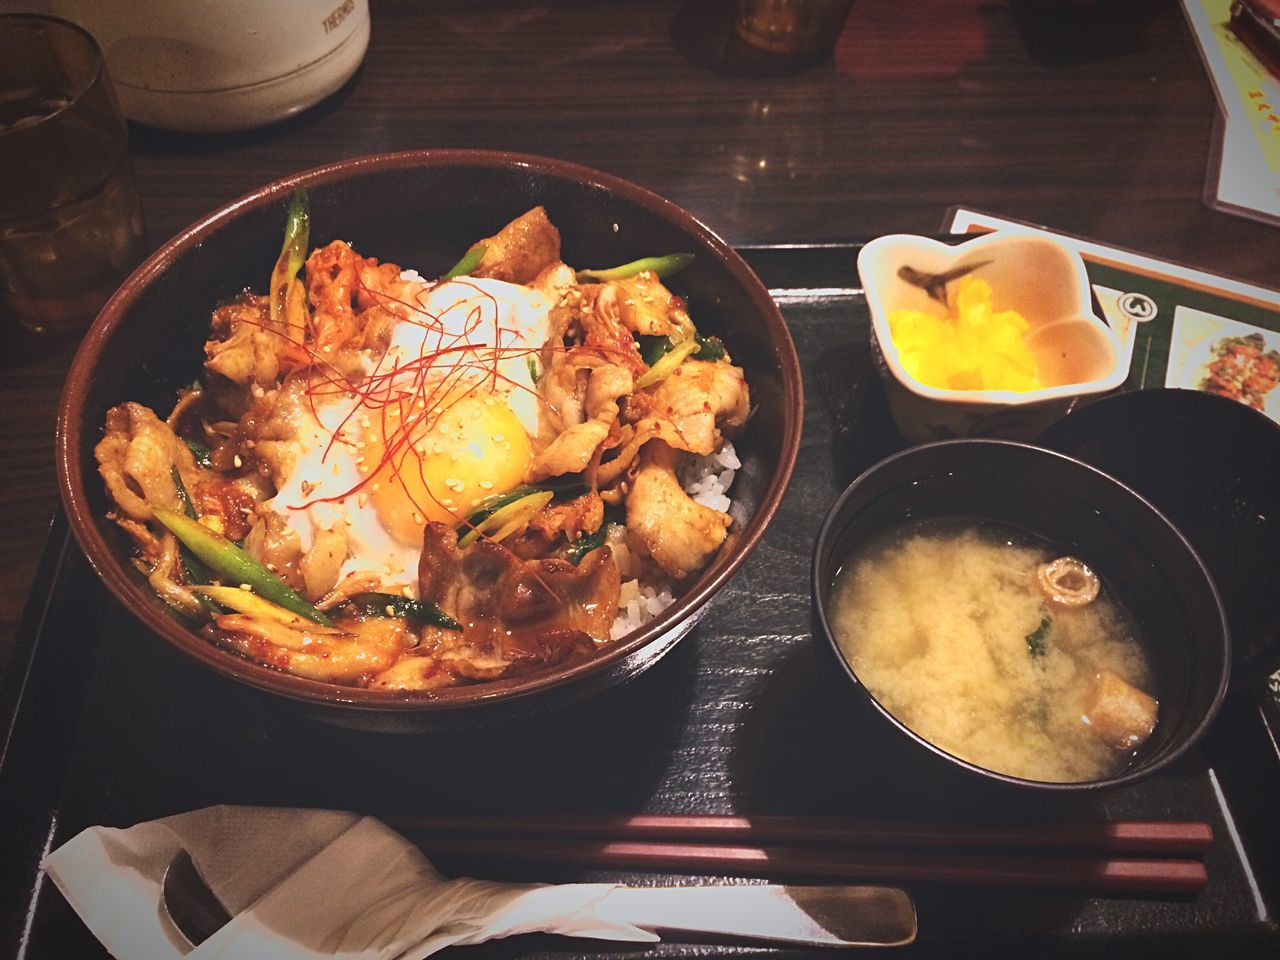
[734,0,856,58]
[0,14,147,335]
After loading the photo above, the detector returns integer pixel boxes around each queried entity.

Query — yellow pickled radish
[887,276,1042,392]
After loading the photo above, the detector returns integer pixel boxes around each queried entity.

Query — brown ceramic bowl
[57,150,802,732]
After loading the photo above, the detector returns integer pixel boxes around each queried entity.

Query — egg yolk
[363,391,533,546]
[888,276,1042,392]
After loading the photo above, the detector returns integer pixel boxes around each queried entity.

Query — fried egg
[265,275,551,588]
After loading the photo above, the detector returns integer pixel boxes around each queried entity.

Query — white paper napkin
[45,805,657,960]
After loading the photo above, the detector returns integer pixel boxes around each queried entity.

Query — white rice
[610,579,677,641]
[679,441,742,514]
[609,440,739,640]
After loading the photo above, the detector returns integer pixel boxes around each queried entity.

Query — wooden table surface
[0,0,1274,684]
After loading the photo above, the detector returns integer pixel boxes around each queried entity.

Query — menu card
[945,208,1280,704]
[1182,0,1280,226]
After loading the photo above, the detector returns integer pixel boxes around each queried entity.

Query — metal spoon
[161,848,916,949]
[897,259,992,307]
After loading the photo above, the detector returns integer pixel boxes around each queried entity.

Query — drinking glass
[0,14,147,335]
[734,0,856,57]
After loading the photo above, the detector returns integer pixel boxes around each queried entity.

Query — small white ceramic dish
[857,230,1129,442]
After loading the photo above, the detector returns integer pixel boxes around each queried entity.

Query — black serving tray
[1,246,1277,958]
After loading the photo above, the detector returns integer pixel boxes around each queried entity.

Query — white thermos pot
[49,0,370,132]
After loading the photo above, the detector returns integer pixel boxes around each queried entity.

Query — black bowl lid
[1040,388,1280,688]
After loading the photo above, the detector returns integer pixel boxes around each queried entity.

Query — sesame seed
[445,477,458,487]
[401,585,414,598]
[385,605,396,616]
[239,583,252,591]
[358,494,368,508]
[479,480,493,490]
[244,439,256,449]
[412,512,424,524]
[233,454,243,468]
[492,433,504,442]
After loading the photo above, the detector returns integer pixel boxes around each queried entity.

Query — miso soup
[830,521,1157,782]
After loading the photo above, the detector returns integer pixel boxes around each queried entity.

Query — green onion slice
[442,243,487,280]
[269,189,310,328]
[566,523,609,565]
[636,339,700,389]
[152,508,332,626]
[576,253,695,283]
[345,592,461,630]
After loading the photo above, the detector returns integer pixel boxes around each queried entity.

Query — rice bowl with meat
[92,197,750,691]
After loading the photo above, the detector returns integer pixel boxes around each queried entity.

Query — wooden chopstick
[409,832,1208,896]
[391,814,1214,857]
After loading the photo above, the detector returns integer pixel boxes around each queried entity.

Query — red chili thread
[231,263,598,602]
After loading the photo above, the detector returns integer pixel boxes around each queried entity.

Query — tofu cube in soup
[1086,669,1158,751]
